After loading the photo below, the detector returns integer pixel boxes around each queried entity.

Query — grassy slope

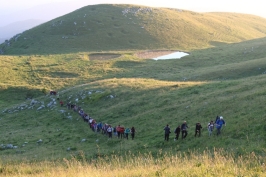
[1,4,266,55]
[1,5,266,177]
[0,36,266,163]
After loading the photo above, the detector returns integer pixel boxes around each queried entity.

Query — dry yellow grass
[89,78,206,89]
[1,150,265,177]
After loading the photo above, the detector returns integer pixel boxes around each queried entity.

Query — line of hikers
[164,116,226,141]
[64,101,135,140]
[54,93,226,142]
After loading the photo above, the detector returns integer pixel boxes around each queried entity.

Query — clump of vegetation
[41,88,48,95]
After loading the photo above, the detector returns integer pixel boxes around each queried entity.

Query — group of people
[53,93,227,142]
[60,98,136,140]
[164,116,226,141]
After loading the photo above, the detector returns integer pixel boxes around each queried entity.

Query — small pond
[153,52,189,60]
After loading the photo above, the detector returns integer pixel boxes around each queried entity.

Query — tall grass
[0,149,265,177]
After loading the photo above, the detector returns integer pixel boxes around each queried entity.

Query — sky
[1,0,266,26]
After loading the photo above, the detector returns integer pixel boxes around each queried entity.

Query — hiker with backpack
[174,125,181,140]
[207,120,214,136]
[181,121,188,139]
[215,115,220,123]
[97,122,102,133]
[164,124,171,141]
[124,127,131,140]
[215,116,226,135]
[194,122,202,137]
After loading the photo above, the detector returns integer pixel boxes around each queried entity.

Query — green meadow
[1,4,266,177]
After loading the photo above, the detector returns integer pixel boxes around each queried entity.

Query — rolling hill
[1,4,266,54]
[1,4,266,176]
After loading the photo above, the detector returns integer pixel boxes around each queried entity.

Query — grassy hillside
[1,4,266,54]
[1,4,266,176]
[1,36,266,164]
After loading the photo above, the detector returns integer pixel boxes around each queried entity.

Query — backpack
[208,122,214,131]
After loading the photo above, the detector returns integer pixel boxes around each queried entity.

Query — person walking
[67,102,71,109]
[107,125,113,138]
[120,126,125,139]
[181,121,188,139]
[174,125,181,140]
[124,127,131,140]
[113,126,117,137]
[164,124,171,141]
[116,125,121,138]
[131,127,135,140]
[194,122,202,137]
[207,121,214,136]
[215,116,226,135]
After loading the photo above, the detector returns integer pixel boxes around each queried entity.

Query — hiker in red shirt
[120,126,125,139]
[116,125,121,138]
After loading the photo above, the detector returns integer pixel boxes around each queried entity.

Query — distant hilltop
[1,4,266,55]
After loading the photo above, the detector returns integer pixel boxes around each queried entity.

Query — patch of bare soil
[135,50,178,59]
[89,53,121,60]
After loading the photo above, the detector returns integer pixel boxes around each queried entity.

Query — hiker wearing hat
[215,116,226,135]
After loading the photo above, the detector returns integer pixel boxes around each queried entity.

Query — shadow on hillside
[209,41,228,47]
[48,72,79,78]
[112,37,266,82]
[89,53,122,60]
[0,86,44,107]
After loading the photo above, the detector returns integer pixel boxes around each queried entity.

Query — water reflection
[153,52,189,60]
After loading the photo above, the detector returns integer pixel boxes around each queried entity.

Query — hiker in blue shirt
[124,128,131,140]
[215,116,226,135]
